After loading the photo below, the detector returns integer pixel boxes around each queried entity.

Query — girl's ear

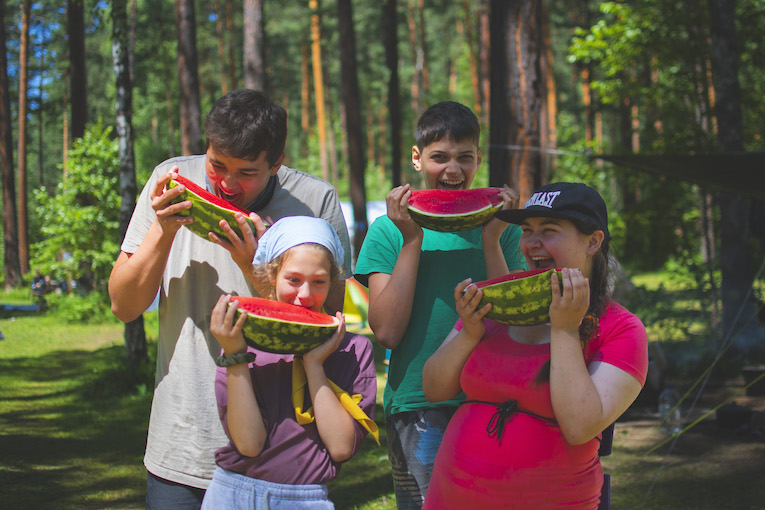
[587,230,605,255]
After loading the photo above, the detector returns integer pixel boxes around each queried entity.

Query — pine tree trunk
[226,2,237,90]
[462,2,481,117]
[382,0,402,186]
[708,0,760,349]
[479,0,490,127]
[489,0,545,201]
[214,1,229,94]
[309,0,329,182]
[174,0,203,155]
[37,25,44,187]
[244,0,266,91]
[162,53,177,157]
[18,0,31,275]
[406,0,421,115]
[0,3,22,289]
[68,0,87,140]
[337,0,367,259]
[113,0,147,365]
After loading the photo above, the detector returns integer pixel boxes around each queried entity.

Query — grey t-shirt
[121,155,351,488]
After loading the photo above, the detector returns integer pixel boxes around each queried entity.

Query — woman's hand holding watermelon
[454,278,491,346]
[549,268,590,335]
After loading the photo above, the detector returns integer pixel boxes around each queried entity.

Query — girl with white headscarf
[202,216,377,510]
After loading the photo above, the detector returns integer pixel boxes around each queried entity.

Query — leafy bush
[31,121,121,294]
[45,292,118,324]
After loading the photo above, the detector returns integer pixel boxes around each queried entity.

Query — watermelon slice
[167,174,256,241]
[407,188,503,232]
[474,268,564,326]
[233,296,340,354]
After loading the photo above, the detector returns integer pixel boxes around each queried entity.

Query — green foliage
[45,291,118,324]
[30,121,121,293]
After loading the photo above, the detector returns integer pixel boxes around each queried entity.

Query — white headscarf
[252,216,345,271]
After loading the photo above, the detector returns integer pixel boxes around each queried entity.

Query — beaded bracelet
[215,352,256,367]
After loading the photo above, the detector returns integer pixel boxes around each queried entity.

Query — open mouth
[438,179,464,190]
[530,256,555,270]
[216,184,242,205]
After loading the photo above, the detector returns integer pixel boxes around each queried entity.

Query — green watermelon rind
[167,179,256,241]
[477,269,564,326]
[408,203,501,232]
[236,308,339,355]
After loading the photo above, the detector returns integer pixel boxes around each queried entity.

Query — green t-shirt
[354,216,527,417]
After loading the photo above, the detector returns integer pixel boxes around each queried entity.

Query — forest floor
[604,378,765,509]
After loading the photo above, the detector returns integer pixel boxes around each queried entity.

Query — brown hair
[252,243,342,301]
[534,220,611,384]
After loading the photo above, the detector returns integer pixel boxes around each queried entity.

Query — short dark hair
[205,89,287,166]
[415,101,480,150]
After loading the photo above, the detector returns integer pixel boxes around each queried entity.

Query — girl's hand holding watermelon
[302,312,347,367]
[210,294,249,356]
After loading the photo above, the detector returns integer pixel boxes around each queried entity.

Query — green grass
[0,313,152,509]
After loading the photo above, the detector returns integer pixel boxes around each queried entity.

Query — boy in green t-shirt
[354,101,527,509]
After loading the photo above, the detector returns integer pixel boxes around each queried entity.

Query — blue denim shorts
[201,467,334,510]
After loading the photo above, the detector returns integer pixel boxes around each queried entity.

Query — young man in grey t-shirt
[109,90,351,509]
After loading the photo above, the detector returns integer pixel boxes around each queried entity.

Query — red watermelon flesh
[233,296,340,354]
[407,188,503,232]
[170,174,250,215]
[236,296,338,326]
[167,174,257,241]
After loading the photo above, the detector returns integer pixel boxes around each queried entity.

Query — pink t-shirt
[424,302,648,509]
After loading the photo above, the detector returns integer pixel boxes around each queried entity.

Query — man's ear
[269,153,285,175]
[412,145,422,173]
[587,230,605,255]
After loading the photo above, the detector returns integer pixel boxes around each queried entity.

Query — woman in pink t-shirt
[422,182,648,509]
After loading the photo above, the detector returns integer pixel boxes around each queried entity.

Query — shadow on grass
[0,345,153,509]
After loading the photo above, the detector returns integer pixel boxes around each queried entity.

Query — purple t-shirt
[213,332,376,485]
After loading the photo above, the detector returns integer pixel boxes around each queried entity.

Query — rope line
[641,255,765,506]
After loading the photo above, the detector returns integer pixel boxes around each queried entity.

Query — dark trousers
[146,471,205,510]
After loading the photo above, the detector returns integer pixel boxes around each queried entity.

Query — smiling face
[272,244,333,312]
[205,146,283,209]
[412,138,481,190]
[519,217,604,277]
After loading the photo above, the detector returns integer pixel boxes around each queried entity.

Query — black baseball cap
[495,182,610,240]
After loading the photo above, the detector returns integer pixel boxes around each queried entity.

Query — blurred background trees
[0,0,763,351]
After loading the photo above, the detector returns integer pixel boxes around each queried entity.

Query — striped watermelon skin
[234,296,340,354]
[407,188,502,232]
[475,268,563,326]
[167,175,255,241]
